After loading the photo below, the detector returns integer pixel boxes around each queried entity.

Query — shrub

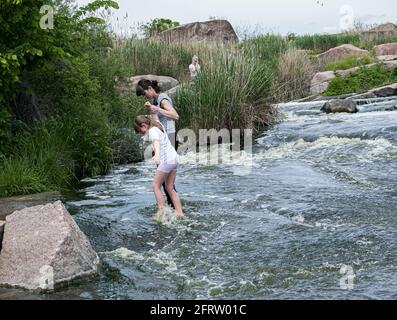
[324,64,397,96]
[325,55,372,71]
[271,47,317,102]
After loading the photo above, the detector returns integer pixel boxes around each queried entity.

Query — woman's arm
[147,100,179,121]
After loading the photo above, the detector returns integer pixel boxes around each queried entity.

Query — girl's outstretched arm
[152,139,160,165]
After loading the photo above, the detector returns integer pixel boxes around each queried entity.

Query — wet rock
[312,93,356,102]
[316,44,369,65]
[369,83,397,97]
[0,192,61,221]
[385,104,397,111]
[154,20,239,44]
[0,201,99,291]
[374,43,397,56]
[347,92,378,100]
[321,99,358,113]
[123,168,141,175]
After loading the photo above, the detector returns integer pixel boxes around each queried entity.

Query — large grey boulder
[316,44,369,65]
[321,99,358,113]
[154,20,239,44]
[115,75,179,95]
[165,84,182,98]
[0,201,99,291]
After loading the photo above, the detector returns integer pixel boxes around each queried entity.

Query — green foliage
[0,0,145,197]
[141,18,180,38]
[324,64,397,96]
[291,33,397,53]
[325,55,372,71]
[291,34,361,53]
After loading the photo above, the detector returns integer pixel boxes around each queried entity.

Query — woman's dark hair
[136,79,160,96]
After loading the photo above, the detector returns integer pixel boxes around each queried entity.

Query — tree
[141,18,180,37]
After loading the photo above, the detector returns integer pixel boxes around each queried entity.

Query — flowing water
[2,97,397,300]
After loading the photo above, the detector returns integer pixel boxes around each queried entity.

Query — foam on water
[256,137,397,161]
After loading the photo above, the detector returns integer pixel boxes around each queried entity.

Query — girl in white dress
[134,115,184,219]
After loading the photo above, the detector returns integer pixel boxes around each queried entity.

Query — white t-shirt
[189,63,201,79]
[148,125,179,165]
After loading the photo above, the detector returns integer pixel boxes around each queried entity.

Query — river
[1,96,396,300]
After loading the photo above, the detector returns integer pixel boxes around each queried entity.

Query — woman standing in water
[134,115,184,219]
[136,79,179,208]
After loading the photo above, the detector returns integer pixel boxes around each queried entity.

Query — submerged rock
[0,201,99,291]
[321,99,358,113]
[123,168,141,175]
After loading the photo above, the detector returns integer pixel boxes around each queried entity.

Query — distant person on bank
[189,55,201,80]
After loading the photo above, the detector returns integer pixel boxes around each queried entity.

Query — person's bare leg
[153,170,168,211]
[165,170,184,218]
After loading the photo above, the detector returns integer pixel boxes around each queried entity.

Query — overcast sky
[76,0,397,36]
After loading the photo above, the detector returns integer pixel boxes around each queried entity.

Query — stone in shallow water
[0,201,99,291]
[321,99,358,113]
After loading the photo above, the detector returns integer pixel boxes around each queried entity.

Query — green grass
[291,33,361,53]
[325,55,373,71]
[291,33,397,53]
[324,64,397,96]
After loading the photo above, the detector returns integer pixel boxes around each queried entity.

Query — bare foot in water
[176,212,184,219]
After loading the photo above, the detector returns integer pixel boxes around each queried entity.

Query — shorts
[157,162,178,173]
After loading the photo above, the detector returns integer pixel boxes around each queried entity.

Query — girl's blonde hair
[134,115,163,133]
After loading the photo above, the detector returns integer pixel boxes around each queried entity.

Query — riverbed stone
[321,99,358,113]
[369,83,397,97]
[0,201,99,291]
